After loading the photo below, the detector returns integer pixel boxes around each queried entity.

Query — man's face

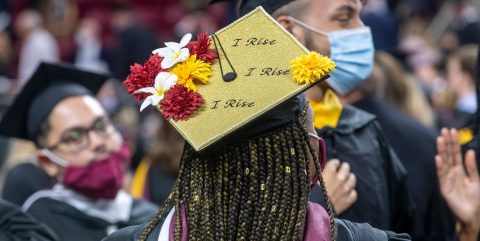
[40,96,122,167]
[282,0,365,56]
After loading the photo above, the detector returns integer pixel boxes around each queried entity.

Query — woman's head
[139,104,335,241]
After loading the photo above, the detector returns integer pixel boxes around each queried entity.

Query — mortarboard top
[0,62,110,144]
[126,7,334,151]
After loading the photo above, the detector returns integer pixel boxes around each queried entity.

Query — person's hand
[322,159,357,214]
[436,128,480,241]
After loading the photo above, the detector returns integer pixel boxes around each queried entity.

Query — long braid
[278,127,295,240]
[291,124,311,239]
[214,149,226,240]
[222,151,230,237]
[265,133,283,240]
[188,151,203,241]
[227,146,242,239]
[202,154,215,240]
[236,143,253,240]
[245,141,260,236]
[250,137,266,240]
[285,125,301,239]
[254,136,275,240]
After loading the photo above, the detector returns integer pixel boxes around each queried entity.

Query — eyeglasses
[308,133,326,170]
[46,116,115,153]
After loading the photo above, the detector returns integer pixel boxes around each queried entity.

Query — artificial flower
[160,84,205,121]
[187,33,217,64]
[124,54,164,101]
[290,51,335,84]
[169,55,212,92]
[153,33,192,69]
[136,72,178,111]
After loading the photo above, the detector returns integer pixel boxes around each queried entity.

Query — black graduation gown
[0,199,59,241]
[310,106,415,233]
[24,195,158,241]
[2,163,54,206]
[102,217,411,241]
[353,96,455,241]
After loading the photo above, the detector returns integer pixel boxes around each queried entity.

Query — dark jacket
[0,199,59,241]
[310,106,415,234]
[102,218,411,241]
[2,163,54,206]
[354,96,455,241]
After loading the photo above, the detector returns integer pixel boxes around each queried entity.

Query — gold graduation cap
[125,7,335,151]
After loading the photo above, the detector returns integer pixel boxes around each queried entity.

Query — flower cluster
[123,33,217,121]
[290,51,335,84]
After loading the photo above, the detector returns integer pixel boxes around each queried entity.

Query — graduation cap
[210,0,294,16]
[125,7,335,151]
[0,62,110,144]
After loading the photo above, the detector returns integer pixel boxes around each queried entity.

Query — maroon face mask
[62,142,131,200]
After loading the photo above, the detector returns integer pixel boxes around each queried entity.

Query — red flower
[160,84,205,121]
[187,33,217,64]
[123,54,164,102]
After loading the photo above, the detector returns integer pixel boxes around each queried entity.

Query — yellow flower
[169,54,212,92]
[290,51,335,84]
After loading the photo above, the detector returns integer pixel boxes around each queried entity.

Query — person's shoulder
[130,198,159,223]
[336,105,377,132]
[3,163,54,206]
[102,224,143,241]
[104,220,162,241]
[336,219,411,241]
[23,194,60,210]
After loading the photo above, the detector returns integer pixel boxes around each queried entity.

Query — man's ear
[36,150,60,178]
[276,15,306,44]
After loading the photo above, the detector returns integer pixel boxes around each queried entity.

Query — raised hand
[436,128,480,240]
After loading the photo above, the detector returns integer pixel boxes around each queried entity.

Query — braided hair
[138,105,336,241]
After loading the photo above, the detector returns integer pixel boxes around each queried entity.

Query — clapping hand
[436,128,480,241]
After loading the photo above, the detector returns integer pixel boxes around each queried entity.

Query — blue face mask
[288,17,374,95]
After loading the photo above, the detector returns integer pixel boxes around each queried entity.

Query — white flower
[152,33,192,69]
[136,72,178,111]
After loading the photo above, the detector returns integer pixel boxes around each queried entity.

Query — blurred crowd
[0,0,479,240]
[0,0,230,184]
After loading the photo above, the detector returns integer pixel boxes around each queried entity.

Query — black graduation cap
[0,62,109,144]
[210,0,294,16]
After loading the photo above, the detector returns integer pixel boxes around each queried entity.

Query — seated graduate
[104,7,410,240]
[0,198,59,241]
[0,62,159,241]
